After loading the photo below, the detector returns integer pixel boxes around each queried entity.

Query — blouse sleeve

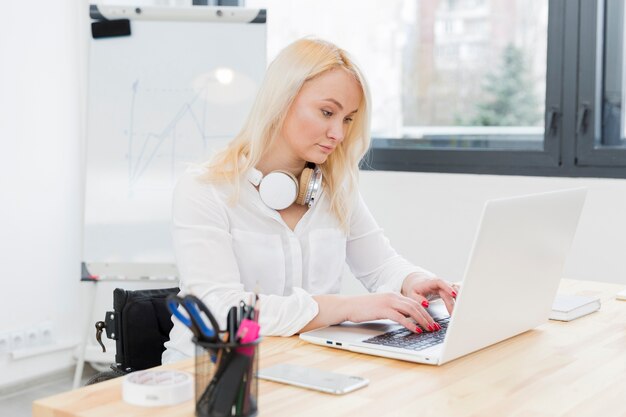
[172,171,318,336]
[346,193,436,293]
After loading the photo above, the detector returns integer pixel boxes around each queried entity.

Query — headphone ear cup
[295,167,313,206]
[259,171,299,210]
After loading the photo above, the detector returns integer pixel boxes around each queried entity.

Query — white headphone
[248,164,322,210]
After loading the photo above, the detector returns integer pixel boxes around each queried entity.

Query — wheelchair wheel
[84,366,127,386]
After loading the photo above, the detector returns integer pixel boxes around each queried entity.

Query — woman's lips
[318,144,334,153]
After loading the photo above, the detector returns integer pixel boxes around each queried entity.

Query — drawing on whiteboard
[124,67,257,193]
[126,78,209,190]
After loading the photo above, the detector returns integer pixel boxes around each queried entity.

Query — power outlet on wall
[0,333,11,353]
[39,321,54,346]
[26,328,39,347]
[0,322,56,353]
[10,331,27,351]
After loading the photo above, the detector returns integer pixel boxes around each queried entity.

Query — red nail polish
[451,291,457,298]
[421,300,429,308]
[415,326,422,333]
[436,324,441,331]
[427,324,433,331]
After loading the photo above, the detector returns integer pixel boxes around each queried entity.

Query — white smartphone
[257,364,369,395]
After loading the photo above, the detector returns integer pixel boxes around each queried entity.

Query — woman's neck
[256,151,307,178]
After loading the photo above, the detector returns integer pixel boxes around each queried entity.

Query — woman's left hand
[401,274,459,315]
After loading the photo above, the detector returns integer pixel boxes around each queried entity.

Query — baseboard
[0,365,78,398]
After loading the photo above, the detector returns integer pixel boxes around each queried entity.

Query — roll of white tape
[122,370,193,407]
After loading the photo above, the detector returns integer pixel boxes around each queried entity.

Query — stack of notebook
[549,294,601,321]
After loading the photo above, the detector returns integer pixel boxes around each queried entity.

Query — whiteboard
[83,5,266,270]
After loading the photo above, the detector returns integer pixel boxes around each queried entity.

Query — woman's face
[279,68,362,165]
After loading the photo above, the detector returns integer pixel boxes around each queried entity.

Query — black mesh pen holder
[194,337,260,417]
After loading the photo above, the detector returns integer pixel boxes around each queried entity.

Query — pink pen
[236,319,260,357]
[236,319,260,344]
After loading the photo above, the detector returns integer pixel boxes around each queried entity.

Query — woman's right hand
[346,293,441,333]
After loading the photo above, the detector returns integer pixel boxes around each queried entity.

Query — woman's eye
[321,109,332,118]
[344,117,353,124]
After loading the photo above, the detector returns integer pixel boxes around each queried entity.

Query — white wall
[0,1,87,390]
[357,171,626,287]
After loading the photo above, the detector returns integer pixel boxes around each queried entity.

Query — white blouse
[162,167,434,363]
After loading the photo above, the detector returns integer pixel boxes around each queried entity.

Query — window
[576,0,626,168]
[601,0,625,147]
[246,0,626,178]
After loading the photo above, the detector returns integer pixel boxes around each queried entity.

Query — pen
[247,294,257,321]
[238,300,246,328]
[253,293,259,323]
[227,306,237,342]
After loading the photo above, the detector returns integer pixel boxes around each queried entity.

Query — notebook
[300,188,587,365]
[549,294,601,321]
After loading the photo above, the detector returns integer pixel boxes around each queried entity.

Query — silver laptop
[300,188,587,365]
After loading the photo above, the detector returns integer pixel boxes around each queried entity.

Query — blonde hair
[202,38,371,230]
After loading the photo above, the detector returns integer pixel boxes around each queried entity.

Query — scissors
[166,294,221,342]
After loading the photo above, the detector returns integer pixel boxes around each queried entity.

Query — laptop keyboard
[362,317,450,351]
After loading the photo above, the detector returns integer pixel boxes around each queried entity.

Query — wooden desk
[34,279,626,417]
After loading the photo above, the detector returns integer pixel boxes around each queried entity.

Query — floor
[0,364,99,417]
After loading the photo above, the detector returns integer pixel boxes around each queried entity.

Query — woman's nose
[327,120,345,143]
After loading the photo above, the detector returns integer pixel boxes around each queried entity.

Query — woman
[163,38,457,363]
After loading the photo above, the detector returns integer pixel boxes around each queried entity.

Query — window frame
[364,0,626,179]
